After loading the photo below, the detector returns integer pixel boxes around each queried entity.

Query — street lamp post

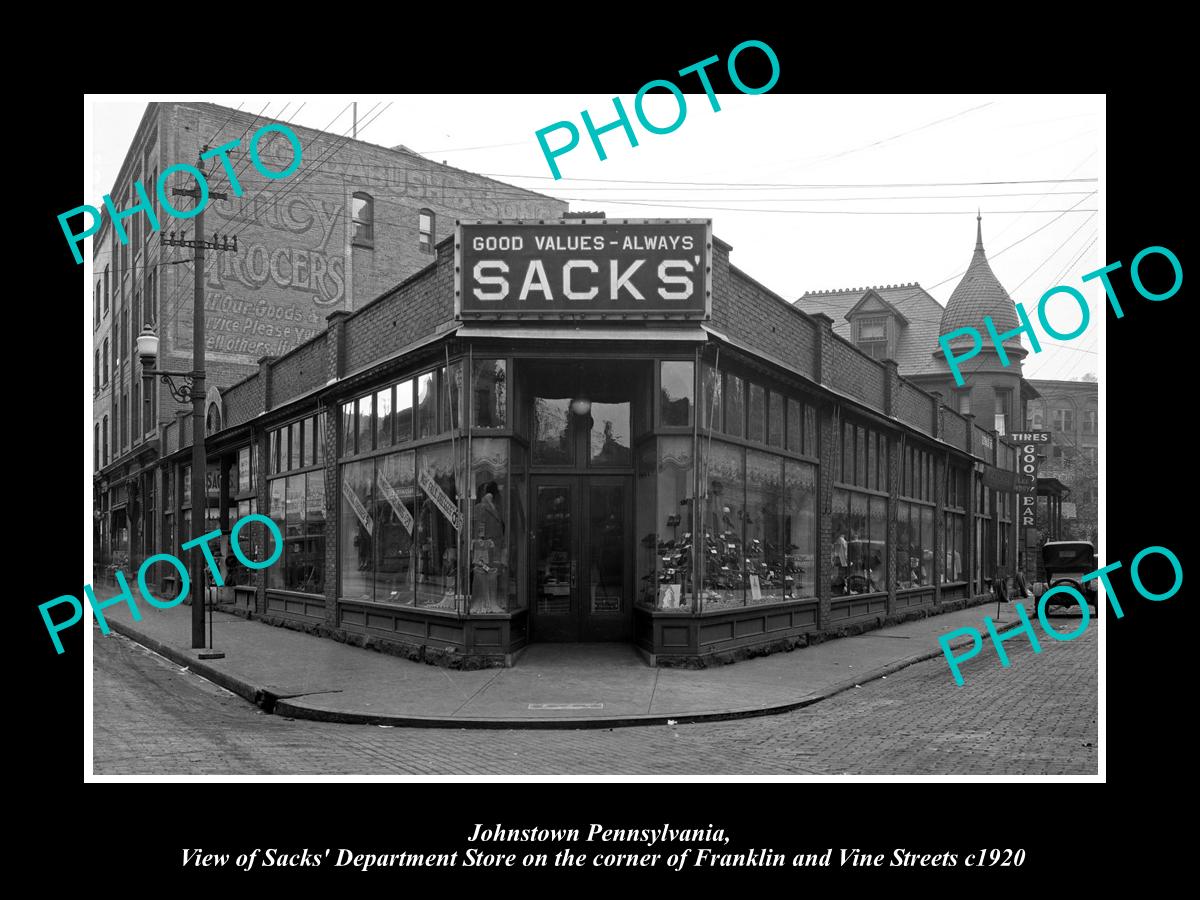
[138,324,212,652]
[136,154,232,656]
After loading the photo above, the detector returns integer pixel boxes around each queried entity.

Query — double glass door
[531,475,632,641]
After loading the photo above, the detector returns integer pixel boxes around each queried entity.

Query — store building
[92,102,566,583]
[145,216,1020,667]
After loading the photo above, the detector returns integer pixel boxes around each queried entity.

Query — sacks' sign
[456,219,712,321]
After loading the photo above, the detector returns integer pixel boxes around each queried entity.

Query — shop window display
[372,450,416,605]
[414,444,460,608]
[339,459,375,600]
[470,439,509,613]
[700,441,745,609]
[744,450,782,604]
[644,437,693,611]
[896,500,934,588]
[783,459,817,600]
[831,488,887,596]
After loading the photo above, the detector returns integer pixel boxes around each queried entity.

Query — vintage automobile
[1033,540,1099,613]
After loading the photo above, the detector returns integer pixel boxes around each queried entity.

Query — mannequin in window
[832,530,849,595]
[471,481,505,613]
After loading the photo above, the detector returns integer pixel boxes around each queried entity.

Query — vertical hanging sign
[1010,431,1050,529]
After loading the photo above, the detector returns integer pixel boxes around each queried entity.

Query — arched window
[419,208,435,253]
[94,424,100,471]
[102,416,109,466]
[352,192,374,245]
[102,338,109,386]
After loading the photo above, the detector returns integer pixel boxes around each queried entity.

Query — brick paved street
[92,613,1098,776]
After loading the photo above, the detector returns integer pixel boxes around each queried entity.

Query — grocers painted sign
[455,219,712,321]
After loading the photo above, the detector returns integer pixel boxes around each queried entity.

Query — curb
[107,620,267,709]
[107,616,1023,730]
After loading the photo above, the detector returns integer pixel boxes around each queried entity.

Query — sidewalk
[98,598,1018,729]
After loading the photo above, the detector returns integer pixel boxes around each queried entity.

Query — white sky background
[91,94,1102,381]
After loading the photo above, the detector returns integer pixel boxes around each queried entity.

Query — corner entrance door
[530,475,632,642]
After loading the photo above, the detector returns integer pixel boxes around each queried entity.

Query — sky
[89,93,1102,381]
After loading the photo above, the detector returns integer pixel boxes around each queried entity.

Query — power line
[204,101,245,146]
[796,101,996,166]
[565,200,1096,216]
[477,173,1100,188]
[159,102,394,325]
[1009,212,1097,292]
[222,102,391,246]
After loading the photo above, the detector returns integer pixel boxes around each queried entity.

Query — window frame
[418,207,435,254]
[351,191,374,246]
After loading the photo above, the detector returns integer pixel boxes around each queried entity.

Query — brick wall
[344,240,456,374]
[943,409,968,449]
[223,374,261,429]
[710,251,819,381]
[896,378,935,436]
[827,336,887,408]
[269,338,324,407]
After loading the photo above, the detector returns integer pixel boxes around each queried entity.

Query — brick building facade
[137,218,1020,668]
[794,215,1068,582]
[1027,378,1098,542]
[92,102,566,576]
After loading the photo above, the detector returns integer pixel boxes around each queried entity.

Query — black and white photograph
[75,88,1115,779]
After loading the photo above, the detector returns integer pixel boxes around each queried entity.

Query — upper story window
[956,389,971,416]
[352,192,374,245]
[94,350,100,394]
[103,265,110,315]
[419,208,435,253]
[102,416,109,467]
[102,338,109,386]
[994,388,1012,436]
[1052,408,1074,433]
[1083,409,1097,435]
[95,282,101,327]
[855,316,888,359]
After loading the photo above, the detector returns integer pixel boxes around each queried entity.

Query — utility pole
[160,148,234,652]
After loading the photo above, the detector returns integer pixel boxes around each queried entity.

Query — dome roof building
[938,214,1026,358]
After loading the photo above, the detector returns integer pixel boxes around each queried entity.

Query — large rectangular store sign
[456,219,712,321]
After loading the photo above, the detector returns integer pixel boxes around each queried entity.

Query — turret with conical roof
[939,214,1026,359]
